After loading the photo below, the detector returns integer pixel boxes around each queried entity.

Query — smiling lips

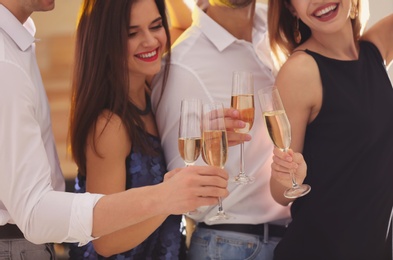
[313,3,339,20]
[135,48,159,62]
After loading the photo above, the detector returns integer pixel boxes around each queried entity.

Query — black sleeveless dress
[274,41,393,260]
[68,129,182,260]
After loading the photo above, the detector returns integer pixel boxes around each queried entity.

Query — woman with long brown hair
[67,0,229,258]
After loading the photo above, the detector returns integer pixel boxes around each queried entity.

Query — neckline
[135,92,151,116]
[303,42,367,63]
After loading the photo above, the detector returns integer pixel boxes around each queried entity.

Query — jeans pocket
[20,244,54,260]
[215,234,260,260]
[188,231,210,260]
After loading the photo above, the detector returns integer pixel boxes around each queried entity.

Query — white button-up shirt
[151,4,290,225]
[0,4,103,245]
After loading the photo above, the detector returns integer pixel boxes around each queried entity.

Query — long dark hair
[69,0,171,176]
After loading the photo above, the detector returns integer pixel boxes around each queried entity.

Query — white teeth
[315,5,337,17]
[137,50,157,59]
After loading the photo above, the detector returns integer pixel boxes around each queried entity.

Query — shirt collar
[0,4,36,52]
[192,4,268,52]
[192,6,236,52]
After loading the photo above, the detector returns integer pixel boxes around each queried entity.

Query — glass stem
[290,171,299,188]
[217,197,224,213]
[239,142,245,176]
[283,148,299,189]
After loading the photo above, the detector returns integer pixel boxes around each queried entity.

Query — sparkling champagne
[178,137,201,165]
[231,94,255,133]
[263,110,291,150]
[202,130,228,168]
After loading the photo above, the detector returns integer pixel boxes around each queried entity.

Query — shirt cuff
[69,192,104,246]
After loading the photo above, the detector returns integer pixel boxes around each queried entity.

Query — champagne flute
[178,98,202,166]
[231,71,255,185]
[202,102,232,221]
[258,87,311,199]
[179,98,202,215]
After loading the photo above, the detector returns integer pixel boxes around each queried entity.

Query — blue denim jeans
[0,239,54,260]
[187,227,281,260]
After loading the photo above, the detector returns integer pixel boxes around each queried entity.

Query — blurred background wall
[32,0,81,37]
[32,0,393,85]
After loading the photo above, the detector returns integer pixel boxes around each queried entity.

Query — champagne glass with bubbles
[202,102,232,221]
[231,71,255,185]
[258,87,311,199]
[178,98,202,167]
[178,98,202,215]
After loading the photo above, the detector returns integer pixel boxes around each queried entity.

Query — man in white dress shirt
[151,0,291,259]
[0,0,229,258]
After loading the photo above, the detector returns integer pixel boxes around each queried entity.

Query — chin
[150,64,162,75]
[146,70,160,79]
[41,0,55,11]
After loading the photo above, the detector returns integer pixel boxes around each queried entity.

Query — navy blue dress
[68,130,182,260]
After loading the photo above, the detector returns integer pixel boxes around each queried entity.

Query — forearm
[270,178,293,206]
[92,215,168,257]
[92,166,229,238]
[91,185,169,238]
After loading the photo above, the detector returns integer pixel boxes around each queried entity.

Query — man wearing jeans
[151,0,291,259]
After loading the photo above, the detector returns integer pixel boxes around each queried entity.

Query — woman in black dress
[267,0,393,259]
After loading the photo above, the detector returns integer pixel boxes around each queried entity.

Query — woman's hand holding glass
[258,87,311,199]
[271,147,308,196]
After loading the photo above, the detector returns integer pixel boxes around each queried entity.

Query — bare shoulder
[95,111,124,136]
[276,50,320,96]
[89,110,131,157]
[275,50,322,123]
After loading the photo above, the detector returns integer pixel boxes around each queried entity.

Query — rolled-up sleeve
[0,50,103,245]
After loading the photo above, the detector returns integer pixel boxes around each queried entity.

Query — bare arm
[166,0,192,31]
[362,14,393,68]
[166,0,193,43]
[91,166,228,253]
[86,112,229,256]
[85,112,166,255]
[269,52,321,205]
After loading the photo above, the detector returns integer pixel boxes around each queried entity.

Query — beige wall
[31,0,392,79]
[31,0,82,38]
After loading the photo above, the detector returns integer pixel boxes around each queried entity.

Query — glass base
[207,211,233,222]
[284,184,311,199]
[233,174,255,185]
